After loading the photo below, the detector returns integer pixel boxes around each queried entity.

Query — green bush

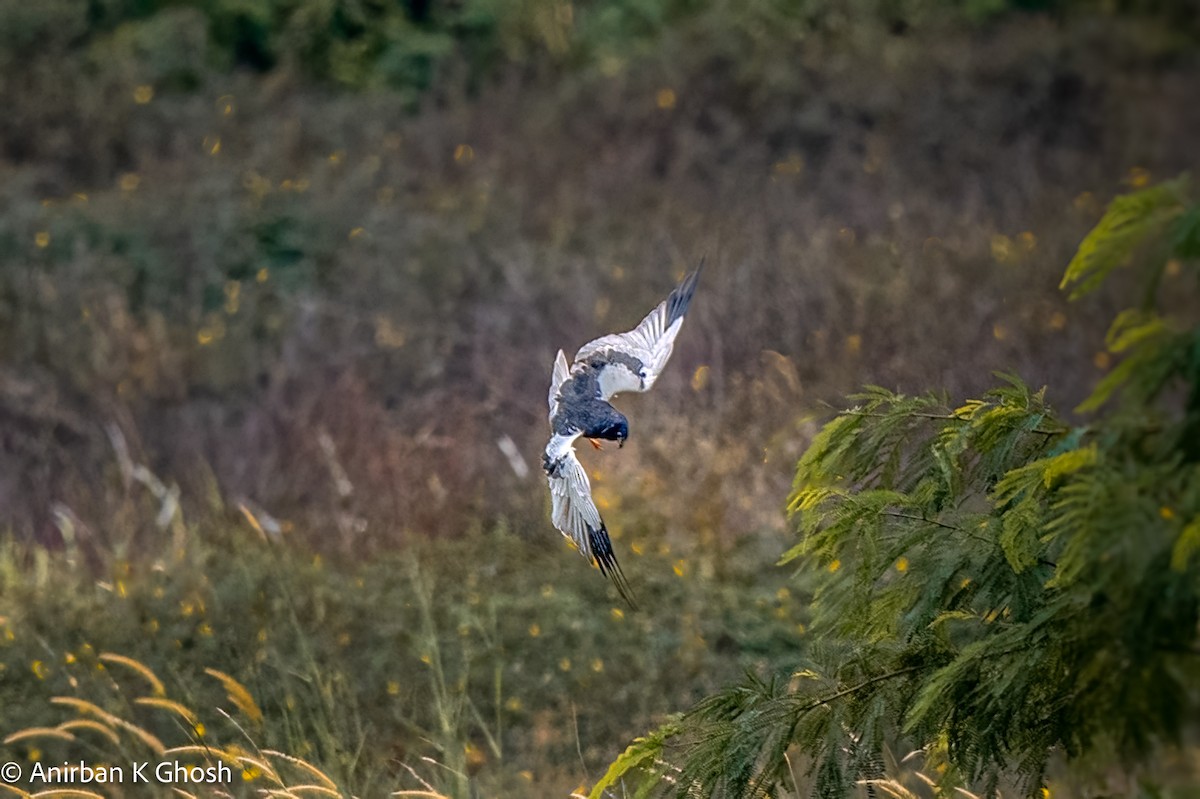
[593,179,1200,797]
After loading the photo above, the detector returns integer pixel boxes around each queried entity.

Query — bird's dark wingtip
[665,258,704,327]
[588,522,638,610]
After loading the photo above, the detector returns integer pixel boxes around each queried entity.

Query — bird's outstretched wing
[547,349,571,422]
[545,439,635,606]
[575,263,703,400]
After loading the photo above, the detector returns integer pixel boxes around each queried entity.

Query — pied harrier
[543,264,703,605]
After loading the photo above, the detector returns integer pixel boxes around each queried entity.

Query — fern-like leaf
[1059,177,1187,299]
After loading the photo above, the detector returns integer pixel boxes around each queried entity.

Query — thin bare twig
[838,409,1067,438]
[793,665,925,713]
[881,511,963,533]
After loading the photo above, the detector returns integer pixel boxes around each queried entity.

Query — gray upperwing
[574,264,702,397]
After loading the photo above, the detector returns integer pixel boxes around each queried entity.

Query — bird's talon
[588,438,603,450]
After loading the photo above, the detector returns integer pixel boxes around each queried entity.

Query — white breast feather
[597,363,642,399]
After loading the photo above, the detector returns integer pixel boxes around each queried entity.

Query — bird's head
[596,417,628,448]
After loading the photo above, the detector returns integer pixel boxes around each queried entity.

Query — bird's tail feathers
[588,522,637,609]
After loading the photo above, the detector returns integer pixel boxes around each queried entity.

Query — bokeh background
[1,1,1197,796]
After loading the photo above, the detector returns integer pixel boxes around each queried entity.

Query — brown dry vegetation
[3,13,1197,550]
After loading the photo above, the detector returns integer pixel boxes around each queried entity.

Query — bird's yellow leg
[587,438,603,450]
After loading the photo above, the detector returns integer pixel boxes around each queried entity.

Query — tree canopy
[592,175,1200,798]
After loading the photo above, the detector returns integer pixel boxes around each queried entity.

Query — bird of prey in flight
[543,264,703,605]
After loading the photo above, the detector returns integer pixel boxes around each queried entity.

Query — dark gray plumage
[549,365,630,440]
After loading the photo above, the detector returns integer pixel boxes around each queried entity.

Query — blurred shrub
[1,0,1196,552]
[2,0,1197,104]
[92,7,212,90]
[0,0,89,62]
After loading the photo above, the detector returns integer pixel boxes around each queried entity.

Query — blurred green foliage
[0,512,806,796]
[1,0,1197,100]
